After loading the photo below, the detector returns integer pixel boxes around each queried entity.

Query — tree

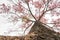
[0,0,60,40]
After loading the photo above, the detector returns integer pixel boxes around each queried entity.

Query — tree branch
[25,1,37,21]
[38,0,51,21]
[24,22,33,34]
[46,22,60,24]
[40,22,50,27]
[38,10,45,21]
[9,12,35,22]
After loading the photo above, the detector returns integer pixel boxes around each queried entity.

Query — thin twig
[24,22,33,34]
[40,22,54,30]
[9,12,35,22]
[46,22,60,24]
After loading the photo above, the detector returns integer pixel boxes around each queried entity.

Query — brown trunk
[26,21,60,40]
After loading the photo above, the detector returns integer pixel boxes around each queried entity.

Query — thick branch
[38,10,45,21]
[25,1,37,21]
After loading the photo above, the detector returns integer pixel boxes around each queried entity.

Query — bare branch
[40,21,54,30]
[38,0,52,21]
[38,6,60,21]
[45,0,52,10]
[24,22,33,34]
[46,6,60,12]
[46,22,60,24]
[38,10,45,21]
[9,12,35,22]
[25,1,37,21]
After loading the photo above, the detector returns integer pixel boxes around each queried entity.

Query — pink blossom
[33,1,42,8]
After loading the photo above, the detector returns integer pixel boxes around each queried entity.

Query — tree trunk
[26,21,60,40]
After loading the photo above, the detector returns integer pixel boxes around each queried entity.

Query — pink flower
[33,1,42,8]
[13,3,23,13]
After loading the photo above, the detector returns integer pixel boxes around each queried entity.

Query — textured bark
[27,21,60,40]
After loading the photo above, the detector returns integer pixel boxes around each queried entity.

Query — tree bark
[26,21,60,40]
